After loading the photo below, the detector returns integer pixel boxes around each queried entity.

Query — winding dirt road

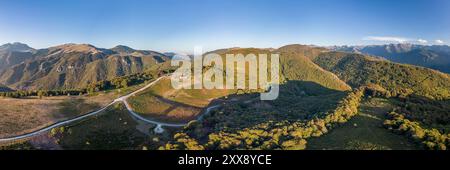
[0,76,221,143]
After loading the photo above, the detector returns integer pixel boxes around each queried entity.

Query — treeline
[384,111,449,150]
[0,89,86,98]
[358,83,450,150]
[0,71,163,98]
[389,97,450,133]
[160,87,366,150]
[85,72,155,94]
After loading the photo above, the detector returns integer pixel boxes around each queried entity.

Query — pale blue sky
[0,0,449,53]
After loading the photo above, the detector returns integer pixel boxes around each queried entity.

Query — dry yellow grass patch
[128,94,202,123]
[165,107,201,122]
[142,77,232,107]
[0,97,59,138]
[127,77,236,123]
[0,93,117,138]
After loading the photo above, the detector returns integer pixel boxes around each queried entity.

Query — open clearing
[54,103,177,150]
[127,77,234,123]
[0,80,158,139]
[306,97,421,150]
[135,77,233,107]
[128,94,203,123]
[0,92,116,138]
[1,103,180,150]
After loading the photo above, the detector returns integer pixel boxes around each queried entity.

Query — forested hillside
[0,44,170,90]
[313,52,450,100]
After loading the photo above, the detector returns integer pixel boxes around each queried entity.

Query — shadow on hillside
[194,80,348,135]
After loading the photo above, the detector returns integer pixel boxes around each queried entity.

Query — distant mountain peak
[0,42,34,52]
[49,43,104,54]
[329,43,450,73]
[113,45,133,49]
[111,45,136,54]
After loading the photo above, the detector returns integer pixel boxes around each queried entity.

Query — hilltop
[0,42,36,72]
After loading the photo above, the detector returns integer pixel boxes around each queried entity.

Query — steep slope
[330,44,450,73]
[206,45,351,91]
[0,44,170,90]
[276,45,351,91]
[313,51,450,99]
[0,43,36,71]
[111,45,168,63]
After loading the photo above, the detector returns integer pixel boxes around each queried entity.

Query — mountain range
[0,43,170,90]
[1,42,449,96]
[329,44,450,73]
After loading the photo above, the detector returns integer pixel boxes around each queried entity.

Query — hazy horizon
[1,0,449,53]
[2,41,450,55]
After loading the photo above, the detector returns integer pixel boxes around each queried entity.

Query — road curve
[0,76,221,142]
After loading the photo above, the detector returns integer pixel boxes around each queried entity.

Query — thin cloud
[435,39,444,44]
[364,36,435,44]
[363,36,410,43]
[417,39,428,44]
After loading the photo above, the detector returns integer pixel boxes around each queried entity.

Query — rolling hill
[156,45,450,150]
[129,44,450,127]
[276,45,351,91]
[207,45,351,91]
[313,51,450,100]
[125,45,352,125]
